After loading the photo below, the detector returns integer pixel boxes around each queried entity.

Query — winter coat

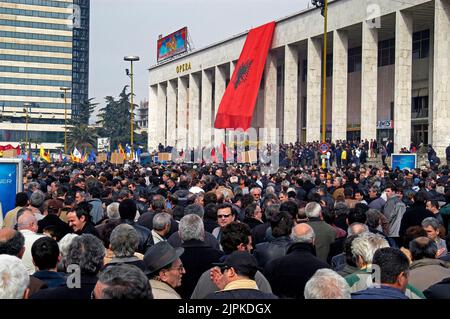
[352,285,408,299]
[253,236,291,269]
[383,195,406,237]
[423,277,450,299]
[399,202,435,239]
[306,218,337,262]
[177,239,223,299]
[408,258,450,291]
[264,242,330,299]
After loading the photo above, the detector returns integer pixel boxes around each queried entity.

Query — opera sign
[176,62,192,74]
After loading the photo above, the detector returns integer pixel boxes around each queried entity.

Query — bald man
[264,223,331,299]
[18,213,45,274]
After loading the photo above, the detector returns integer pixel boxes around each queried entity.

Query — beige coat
[409,258,450,291]
[150,279,181,299]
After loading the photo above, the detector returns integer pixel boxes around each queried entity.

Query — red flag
[214,21,275,130]
[219,142,231,162]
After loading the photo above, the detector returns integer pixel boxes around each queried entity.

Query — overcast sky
[89,0,311,120]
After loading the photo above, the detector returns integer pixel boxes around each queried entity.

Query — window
[348,47,362,73]
[326,54,333,77]
[412,96,429,118]
[412,30,430,60]
[378,38,395,67]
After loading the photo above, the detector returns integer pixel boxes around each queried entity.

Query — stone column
[201,69,213,147]
[432,0,450,161]
[306,37,322,142]
[284,44,298,144]
[263,52,277,144]
[188,73,200,149]
[361,21,378,142]
[214,65,226,147]
[166,80,177,147]
[394,10,413,153]
[156,83,167,146]
[148,85,158,151]
[332,30,348,141]
[177,77,188,150]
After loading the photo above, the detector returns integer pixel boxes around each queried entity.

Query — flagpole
[321,0,328,143]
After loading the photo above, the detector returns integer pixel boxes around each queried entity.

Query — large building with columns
[148,0,450,159]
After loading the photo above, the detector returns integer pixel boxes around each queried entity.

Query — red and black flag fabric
[214,21,276,131]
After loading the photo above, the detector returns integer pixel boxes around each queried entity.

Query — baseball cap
[213,251,258,280]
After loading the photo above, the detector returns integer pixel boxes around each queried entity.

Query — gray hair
[0,255,29,299]
[305,202,321,218]
[290,225,315,244]
[152,212,172,231]
[106,202,120,220]
[28,182,40,192]
[109,224,139,257]
[184,204,204,218]
[97,264,152,299]
[347,223,369,236]
[421,217,440,230]
[409,237,438,260]
[250,187,262,195]
[17,212,37,231]
[304,268,351,299]
[351,232,389,264]
[66,234,105,274]
[265,186,275,195]
[179,214,205,242]
[58,233,78,271]
[30,190,45,207]
[264,204,280,220]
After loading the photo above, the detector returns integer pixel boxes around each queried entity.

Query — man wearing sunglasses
[212,203,236,245]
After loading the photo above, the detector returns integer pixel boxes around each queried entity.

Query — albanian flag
[214,21,275,130]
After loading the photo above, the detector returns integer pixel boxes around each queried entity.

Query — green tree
[67,98,98,152]
[97,86,137,150]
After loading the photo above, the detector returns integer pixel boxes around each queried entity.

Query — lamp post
[60,87,71,155]
[312,0,328,143]
[124,55,140,156]
[23,102,31,155]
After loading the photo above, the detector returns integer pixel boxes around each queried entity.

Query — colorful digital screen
[0,163,18,215]
[391,154,417,170]
[157,27,187,62]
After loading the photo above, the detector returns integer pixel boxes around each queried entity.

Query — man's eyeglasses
[218,214,231,219]
[167,265,185,273]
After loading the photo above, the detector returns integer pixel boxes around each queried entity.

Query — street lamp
[23,102,31,155]
[124,55,140,155]
[312,0,328,143]
[60,86,71,155]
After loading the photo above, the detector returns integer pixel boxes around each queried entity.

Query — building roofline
[148,0,339,71]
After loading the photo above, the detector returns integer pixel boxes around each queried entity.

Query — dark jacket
[76,221,99,237]
[306,218,336,262]
[203,219,219,234]
[177,239,223,299]
[103,256,147,272]
[399,202,435,239]
[263,242,330,299]
[37,214,72,239]
[32,271,66,288]
[121,219,152,254]
[253,236,291,269]
[206,289,278,299]
[168,231,220,251]
[423,277,450,299]
[252,222,271,245]
[30,274,98,299]
[352,285,408,299]
[243,217,264,230]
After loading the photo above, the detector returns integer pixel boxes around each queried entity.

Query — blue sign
[319,143,329,154]
[391,154,417,170]
[0,163,17,215]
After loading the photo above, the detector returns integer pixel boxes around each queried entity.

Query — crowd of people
[0,140,450,299]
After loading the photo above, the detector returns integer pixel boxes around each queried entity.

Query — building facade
[0,0,89,150]
[147,0,450,159]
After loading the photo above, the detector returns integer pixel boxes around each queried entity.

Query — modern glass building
[0,0,89,150]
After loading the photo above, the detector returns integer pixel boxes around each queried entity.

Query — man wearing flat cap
[205,251,277,299]
[144,241,185,299]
